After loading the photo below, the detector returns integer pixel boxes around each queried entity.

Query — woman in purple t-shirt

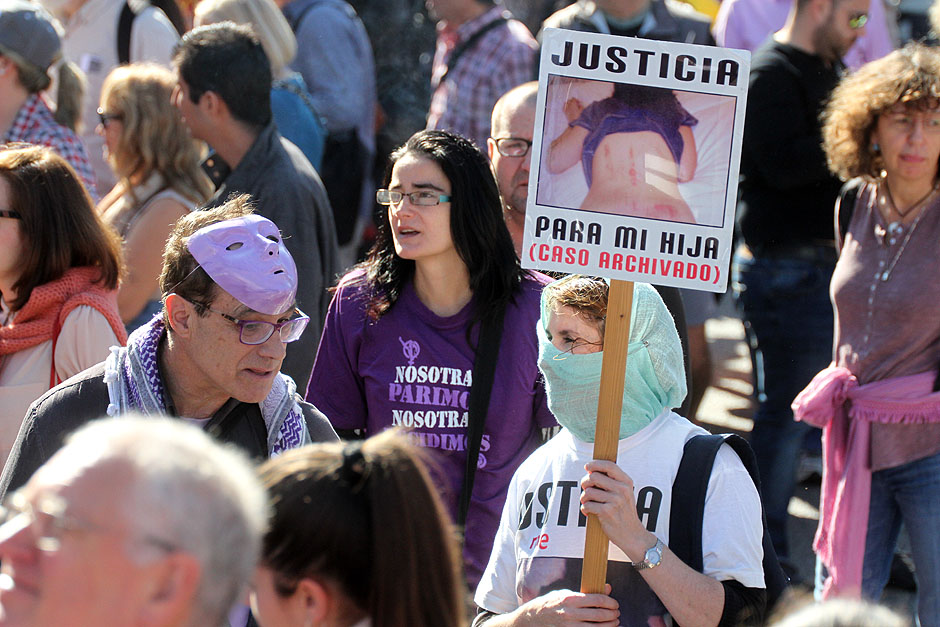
[307,129,555,588]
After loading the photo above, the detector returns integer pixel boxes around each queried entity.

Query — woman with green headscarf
[473,277,766,627]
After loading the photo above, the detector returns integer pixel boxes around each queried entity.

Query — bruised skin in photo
[548,84,698,224]
[580,131,696,222]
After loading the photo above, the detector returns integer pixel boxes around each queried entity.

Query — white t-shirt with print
[474,411,765,625]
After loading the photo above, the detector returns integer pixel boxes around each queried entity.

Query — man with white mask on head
[0,194,337,498]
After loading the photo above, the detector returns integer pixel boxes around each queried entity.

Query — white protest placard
[521,28,750,292]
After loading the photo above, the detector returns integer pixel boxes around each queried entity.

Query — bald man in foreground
[0,417,265,627]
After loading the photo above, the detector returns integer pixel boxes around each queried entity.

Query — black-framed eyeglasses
[848,12,868,29]
[96,107,123,128]
[491,137,532,157]
[376,189,451,207]
[0,210,22,220]
[182,296,309,345]
[0,491,177,554]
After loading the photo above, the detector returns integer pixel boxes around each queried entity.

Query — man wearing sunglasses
[714,0,891,71]
[0,196,337,497]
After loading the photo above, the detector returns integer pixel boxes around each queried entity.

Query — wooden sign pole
[580,279,635,594]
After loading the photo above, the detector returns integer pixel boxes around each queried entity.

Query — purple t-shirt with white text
[306,270,555,586]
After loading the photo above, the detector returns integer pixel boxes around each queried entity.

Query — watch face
[635,539,664,570]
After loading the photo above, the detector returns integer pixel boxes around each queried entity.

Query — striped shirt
[4,93,98,199]
[427,6,537,150]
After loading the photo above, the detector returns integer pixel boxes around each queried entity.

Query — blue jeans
[732,250,834,559]
[863,451,940,627]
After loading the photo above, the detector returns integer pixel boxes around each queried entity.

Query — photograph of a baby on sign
[537,75,734,227]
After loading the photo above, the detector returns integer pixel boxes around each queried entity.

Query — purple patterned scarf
[103,315,309,454]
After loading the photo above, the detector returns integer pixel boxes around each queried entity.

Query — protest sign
[522,28,751,595]
[522,28,750,293]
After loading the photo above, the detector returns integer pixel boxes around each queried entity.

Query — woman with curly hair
[306,130,555,589]
[0,145,125,462]
[793,43,940,621]
[95,63,212,333]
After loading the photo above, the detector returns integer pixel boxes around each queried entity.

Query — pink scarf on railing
[792,366,940,599]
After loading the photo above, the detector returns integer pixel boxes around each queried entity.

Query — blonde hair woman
[95,63,212,333]
[194,0,326,169]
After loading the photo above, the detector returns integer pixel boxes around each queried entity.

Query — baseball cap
[0,0,62,71]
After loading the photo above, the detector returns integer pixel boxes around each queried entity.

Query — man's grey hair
[61,416,267,627]
[771,599,908,627]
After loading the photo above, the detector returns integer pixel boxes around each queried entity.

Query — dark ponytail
[258,430,466,627]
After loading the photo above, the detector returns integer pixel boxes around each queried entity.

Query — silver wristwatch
[634,537,665,571]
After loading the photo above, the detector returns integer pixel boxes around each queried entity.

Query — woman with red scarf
[0,146,125,463]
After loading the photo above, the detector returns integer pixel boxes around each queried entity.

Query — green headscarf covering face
[537,281,687,443]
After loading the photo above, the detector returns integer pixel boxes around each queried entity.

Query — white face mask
[187,215,299,315]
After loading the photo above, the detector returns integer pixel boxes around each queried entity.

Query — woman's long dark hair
[359,130,525,329]
[257,430,465,627]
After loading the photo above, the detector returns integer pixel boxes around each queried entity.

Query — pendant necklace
[875,180,936,281]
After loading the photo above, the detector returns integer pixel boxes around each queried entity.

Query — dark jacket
[0,362,338,498]
[202,121,339,389]
[540,0,713,45]
[737,41,843,250]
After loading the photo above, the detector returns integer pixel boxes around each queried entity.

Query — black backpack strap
[118,0,185,64]
[457,306,507,529]
[719,435,790,609]
[670,434,789,611]
[433,16,509,90]
[150,0,185,35]
[836,178,864,251]
[117,0,137,65]
[669,434,723,571]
